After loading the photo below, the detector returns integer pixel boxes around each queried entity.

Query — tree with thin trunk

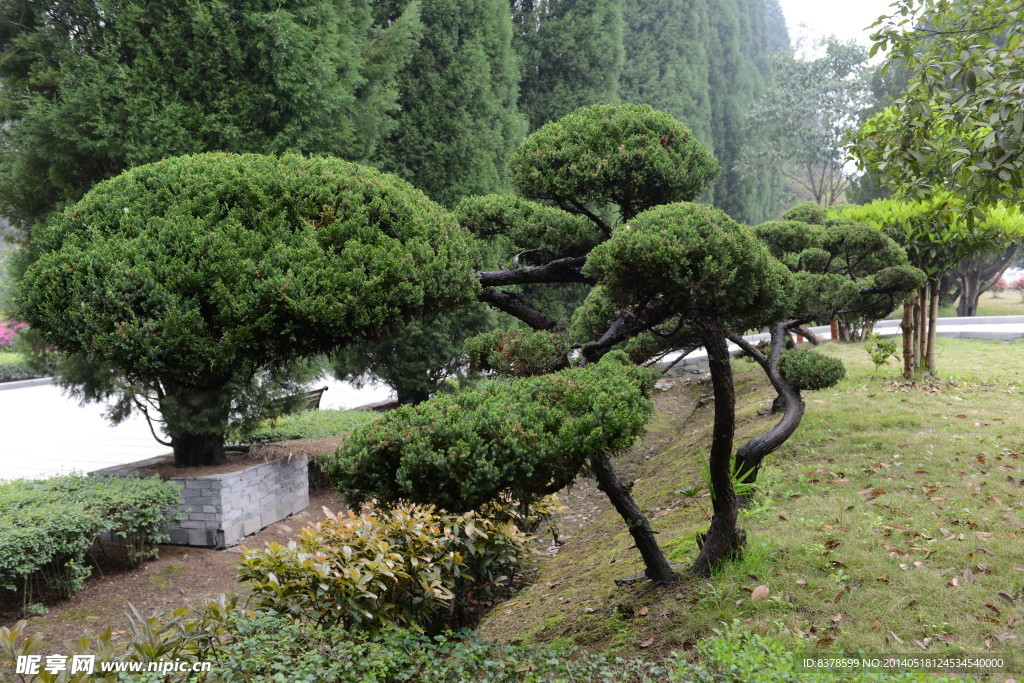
[838,197,1023,377]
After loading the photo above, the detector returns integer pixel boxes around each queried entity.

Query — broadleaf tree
[738,38,872,207]
[851,0,1024,211]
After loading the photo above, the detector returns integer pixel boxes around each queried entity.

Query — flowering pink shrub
[0,319,26,349]
[1015,277,1024,301]
[991,278,1009,296]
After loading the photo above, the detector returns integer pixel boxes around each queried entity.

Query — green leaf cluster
[16,153,478,464]
[329,354,656,513]
[0,0,415,228]
[237,504,529,634]
[464,328,570,377]
[454,194,602,261]
[0,475,181,602]
[778,348,846,391]
[834,196,1024,279]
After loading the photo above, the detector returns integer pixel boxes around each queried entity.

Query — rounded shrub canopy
[329,353,657,513]
[19,153,478,385]
[583,202,793,329]
[510,103,720,221]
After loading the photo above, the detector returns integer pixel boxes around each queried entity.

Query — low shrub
[779,348,846,391]
[1,610,668,683]
[0,475,182,607]
[241,409,378,444]
[329,354,656,514]
[0,352,38,382]
[1,610,959,682]
[237,504,530,634]
[1015,276,1024,301]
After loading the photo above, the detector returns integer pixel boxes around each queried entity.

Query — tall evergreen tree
[0,0,417,233]
[705,0,788,223]
[376,0,525,206]
[619,0,788,224]
[512,0,624,131]
[620,0,712,145]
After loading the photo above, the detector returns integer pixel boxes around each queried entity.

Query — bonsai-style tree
[331,103,924,581]
[15,153,478,467]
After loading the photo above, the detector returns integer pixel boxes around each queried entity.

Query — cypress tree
[619,0,788,224]
[705,0,788,223]
[376,0,525,206]
[513,0,624,131]
[620,0,713,146]
[0,0,416,231]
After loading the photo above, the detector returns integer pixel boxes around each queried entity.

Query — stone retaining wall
[95,454,308,548]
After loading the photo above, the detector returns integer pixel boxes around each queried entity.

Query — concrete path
[0,377,393,480]
[658,316,1024,375]
[0,315,1021,481]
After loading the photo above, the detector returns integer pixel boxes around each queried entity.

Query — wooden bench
[266,386,328,419]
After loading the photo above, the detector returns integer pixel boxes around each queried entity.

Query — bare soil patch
[138,435,350,478]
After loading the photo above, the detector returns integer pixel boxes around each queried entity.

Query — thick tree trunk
[160,382,232,468]
[591,457,675,584]
[952,240,1023,317]
[901,292,917,379]
[958,274,980,317]
[171,433,227,468]
[690,321,743,577]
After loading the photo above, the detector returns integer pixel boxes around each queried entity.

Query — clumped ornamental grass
[478,337,1024,669]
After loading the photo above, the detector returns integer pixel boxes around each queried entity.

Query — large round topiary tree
[16,153,478,467]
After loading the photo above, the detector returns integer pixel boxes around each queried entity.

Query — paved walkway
[0,377,392,480]
[1,316,1021,481]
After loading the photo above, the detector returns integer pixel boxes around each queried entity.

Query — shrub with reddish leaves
[0,319,25,349]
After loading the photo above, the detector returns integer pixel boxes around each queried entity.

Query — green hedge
[2,610,960,683]
[0,352,38,382]
[0,475,181,608]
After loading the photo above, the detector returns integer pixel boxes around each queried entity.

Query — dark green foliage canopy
[331,304,497,405]
[510,104,720,223]
[702,0,789,223]
[0,0,415,228]
[16,153,478,465]
[584,202,793,330]
[618,0,789,223]
[620,0,713,145]
[779,348,846,392]
[512,0,624,131]
[464,328,569,377]
[375,0,525,206]
[455,194,602,261]
[329,354,656,512]
[781,202,829,225]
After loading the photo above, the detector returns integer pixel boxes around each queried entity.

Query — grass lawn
[888,290,1024,320]
[478,337,1024,667]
